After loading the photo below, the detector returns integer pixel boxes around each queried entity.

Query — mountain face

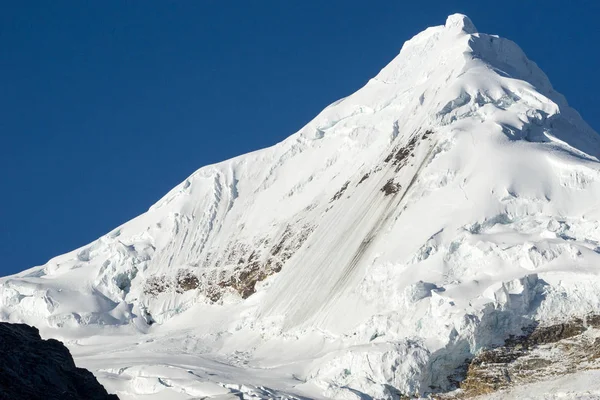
[2,14,600,399]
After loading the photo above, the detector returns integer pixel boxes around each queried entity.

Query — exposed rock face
[0,322,118,400]
[458,315,600,397]
[141,223,315,303]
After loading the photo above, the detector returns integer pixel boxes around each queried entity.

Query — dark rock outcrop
[0,322,118,400]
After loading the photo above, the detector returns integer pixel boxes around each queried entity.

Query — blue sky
[2,1,599,276]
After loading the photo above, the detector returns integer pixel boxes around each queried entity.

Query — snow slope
[2,14,600,399]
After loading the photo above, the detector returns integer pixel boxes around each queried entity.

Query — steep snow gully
[3,14,600,399]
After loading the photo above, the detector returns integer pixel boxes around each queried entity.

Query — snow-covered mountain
[3,14,600,399]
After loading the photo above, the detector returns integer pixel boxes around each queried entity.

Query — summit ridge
[445,13,478,34]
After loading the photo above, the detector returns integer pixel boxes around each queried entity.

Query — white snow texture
[2,14,600,399]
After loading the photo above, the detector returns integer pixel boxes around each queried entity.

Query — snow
[445,14,478,35]
[2,13,600,399]
[479,369,600,399]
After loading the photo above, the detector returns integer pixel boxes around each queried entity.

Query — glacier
[2,14,600,399]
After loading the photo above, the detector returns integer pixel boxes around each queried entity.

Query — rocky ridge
[0,322,118,400]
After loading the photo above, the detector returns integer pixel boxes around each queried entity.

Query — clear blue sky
[2,1,599,276]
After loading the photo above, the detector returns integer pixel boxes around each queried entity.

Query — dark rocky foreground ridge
[0,322,118,400]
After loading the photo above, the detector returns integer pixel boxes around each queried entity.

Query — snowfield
[2,14,600,399]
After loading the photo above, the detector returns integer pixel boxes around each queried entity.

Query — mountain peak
[445,13,477,34]
[2,14,600,400]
